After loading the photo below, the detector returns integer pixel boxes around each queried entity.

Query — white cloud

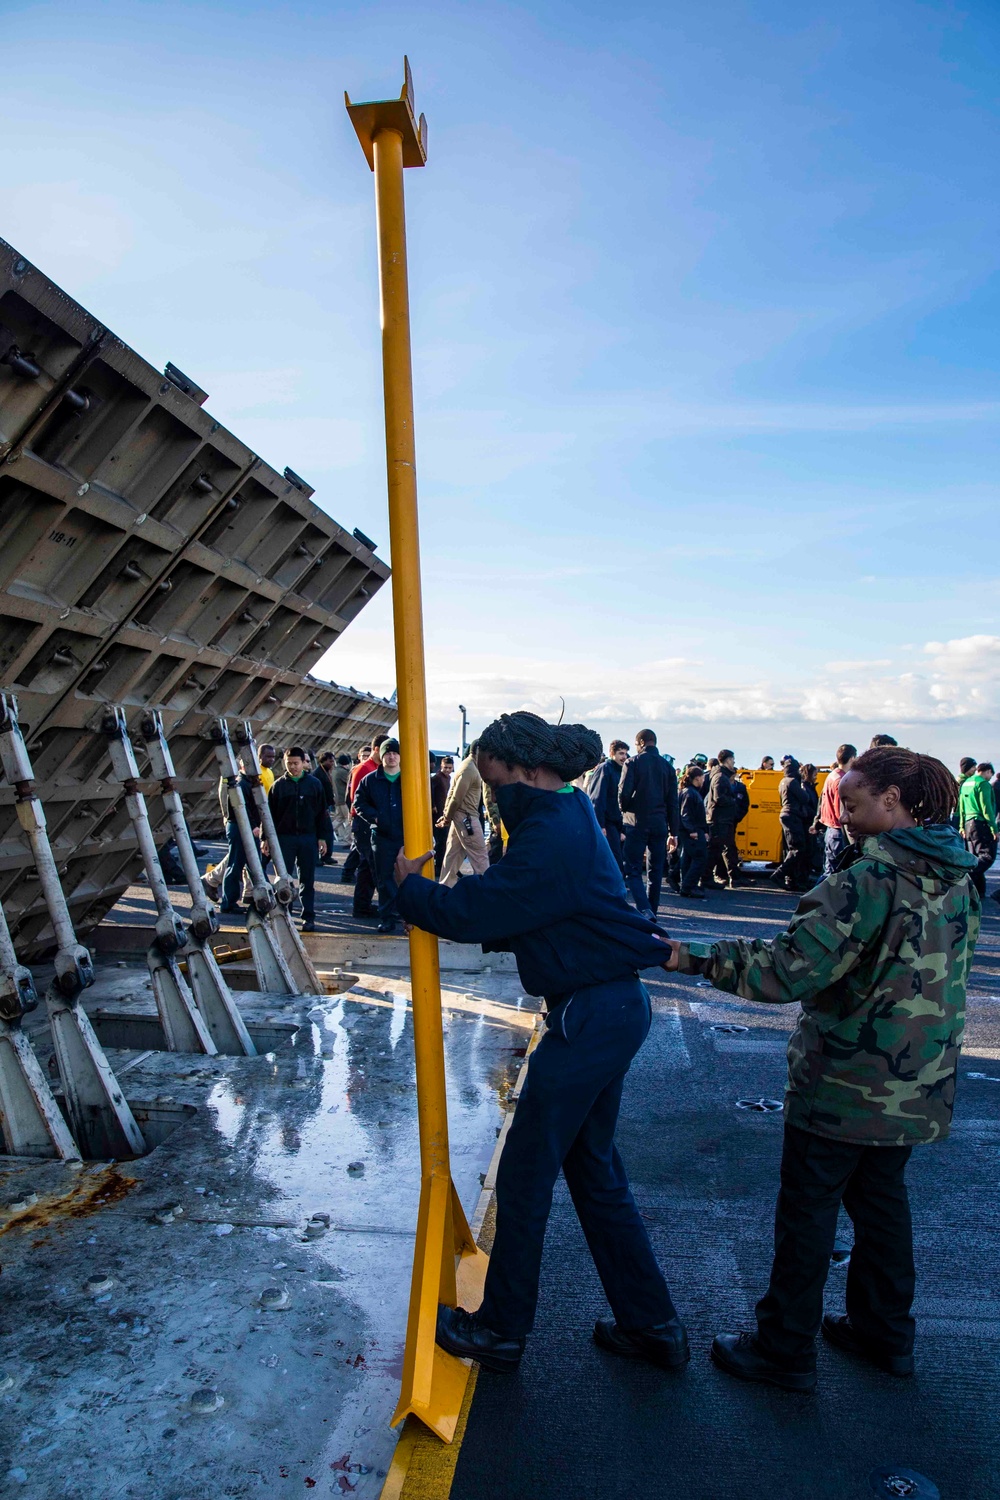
[415,635,1000,730]
[823,659,893,672]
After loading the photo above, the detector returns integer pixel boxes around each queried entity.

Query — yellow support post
[346,60,488,1444]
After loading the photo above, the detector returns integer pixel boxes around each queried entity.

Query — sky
[3,0,999,765]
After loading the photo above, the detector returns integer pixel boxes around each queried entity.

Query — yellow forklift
[734,767,830,866]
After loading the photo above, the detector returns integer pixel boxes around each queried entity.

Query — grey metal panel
[0,238,396,960]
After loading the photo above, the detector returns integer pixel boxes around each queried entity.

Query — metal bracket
[345,55,428,170]
[0,694,145,1159]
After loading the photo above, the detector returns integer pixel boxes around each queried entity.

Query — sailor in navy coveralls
[393,712,688,1373]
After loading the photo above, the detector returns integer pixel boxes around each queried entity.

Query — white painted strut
[211,720,302,995]
[103,708,217,1056]
[140,712,255,1056]
[236,723,323,993]
[0,893,79,1159]
[0,694,145,1160]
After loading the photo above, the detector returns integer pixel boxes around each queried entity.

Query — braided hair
[477,711,603,783]
[849,746,957,824]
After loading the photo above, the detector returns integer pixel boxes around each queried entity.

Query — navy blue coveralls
[587,757,625,873]
[396,782,678,1339]
[618,744,680,916]
[353,766,404,923]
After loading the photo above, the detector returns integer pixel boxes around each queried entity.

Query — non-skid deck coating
[450,880,1000,1500]
[0,956,535,1498]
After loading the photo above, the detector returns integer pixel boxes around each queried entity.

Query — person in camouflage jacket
[677,821,978,1146]
[666,746,977,1392]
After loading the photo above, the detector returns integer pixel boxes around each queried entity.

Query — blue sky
[3,0,999,764]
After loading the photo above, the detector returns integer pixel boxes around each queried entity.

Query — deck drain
[190,1388,224,1414]
[830,1242,851,1265]
[259,1285,290,1310]
[710,1024,750,1035]
[869,1468,939,1499]
[736,1098,783,1113]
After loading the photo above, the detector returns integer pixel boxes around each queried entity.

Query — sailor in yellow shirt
[258,743,277,795]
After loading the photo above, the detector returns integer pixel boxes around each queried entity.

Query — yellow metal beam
[346,60,487,1444]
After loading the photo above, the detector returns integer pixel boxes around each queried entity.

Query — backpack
[732,779,750,824]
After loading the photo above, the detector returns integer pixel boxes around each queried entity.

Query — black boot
[711,1332,816,1393]
[593,1316,690,1370]
[435,1305,524,1373]
[821,1314,913,1377]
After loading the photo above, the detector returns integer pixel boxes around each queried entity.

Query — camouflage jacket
[676,825,980,1146]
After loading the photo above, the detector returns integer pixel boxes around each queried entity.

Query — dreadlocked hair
[850,746,957,825]
[478,711,603,784]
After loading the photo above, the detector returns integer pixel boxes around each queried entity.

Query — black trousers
[706,820,739,885]
[433,822,449,877]
[623,818,667,914]
[350,817,376,915]
[601,822,625,875]
[479,978,676,1339]
[372,834,400,920]
[278,833,317,921]
[775,818,810,888]
[755,1123,915,1370]
[963,818,996,899]
[679,831,708,893]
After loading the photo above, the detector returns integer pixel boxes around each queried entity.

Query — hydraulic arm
[0,694,145,1159]
[0,892,79,1158]
[210,720,304,995]
[139,711,255,1055]
[234,722,322,993]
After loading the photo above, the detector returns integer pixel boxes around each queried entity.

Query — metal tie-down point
[869,1468,940,1499]
[0,693,145,1159]
[140,711,255,1056]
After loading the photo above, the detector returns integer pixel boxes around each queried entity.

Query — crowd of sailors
[202,712,985,1398]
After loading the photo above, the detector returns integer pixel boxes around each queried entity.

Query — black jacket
[679,786,708,835]
[313,763,335,809]
[267,772,327,838]
[588,758,623,830]
[396,783,670,999]
[354,766,404,846]
[430,770,451,821]
[705,765,747,825]
[780,774,814,837]
[618,746,679,835]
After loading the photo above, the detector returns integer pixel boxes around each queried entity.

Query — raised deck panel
[0,239,394,959]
